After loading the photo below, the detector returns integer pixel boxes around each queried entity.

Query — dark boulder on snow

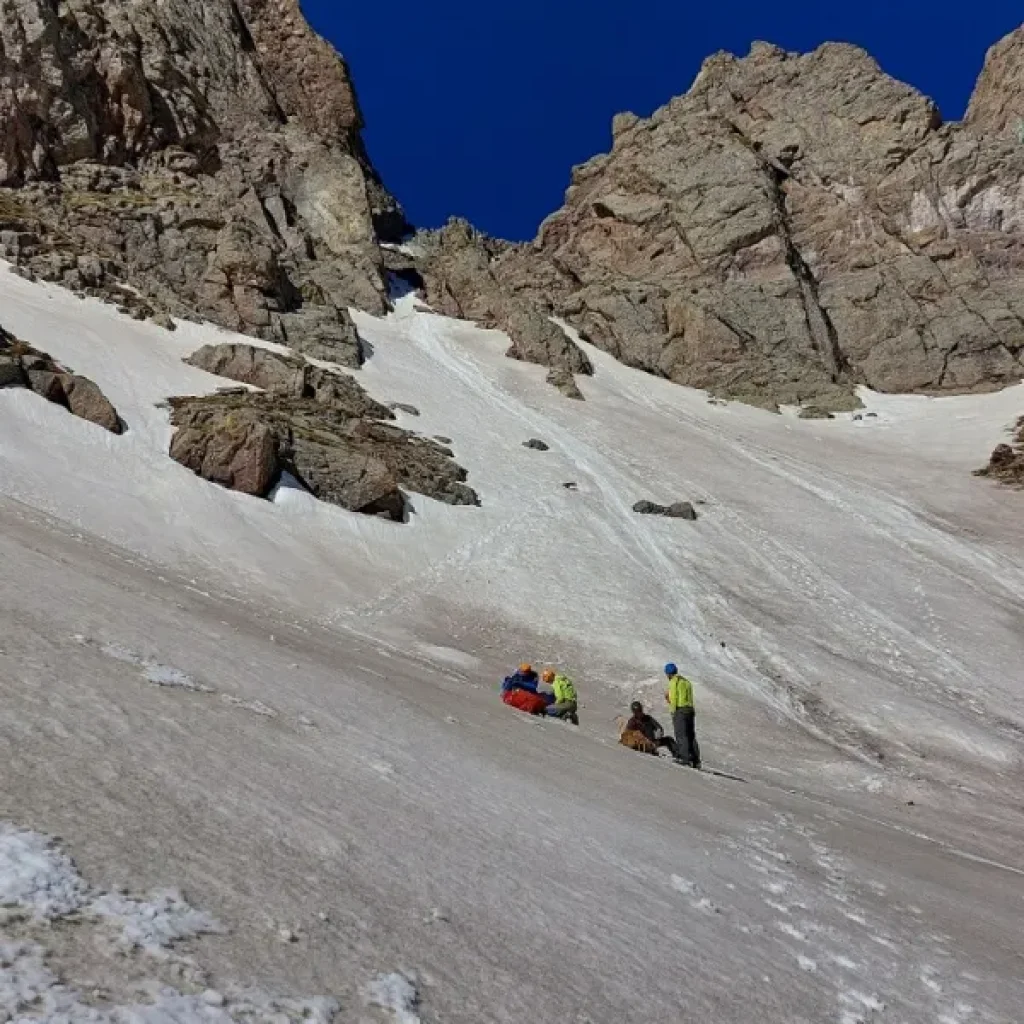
[0,330,123,434]
[388,402,420,417]
[546,367,584,400]
[523,438,550,451]
[633,500,698,520]
[975,418,1024,487]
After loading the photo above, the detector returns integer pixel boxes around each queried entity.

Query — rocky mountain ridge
[1,4,1023,503]
[422,25,1024,412]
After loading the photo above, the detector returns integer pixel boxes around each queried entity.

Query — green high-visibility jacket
[667,674,694,710]
[553,675,578,704]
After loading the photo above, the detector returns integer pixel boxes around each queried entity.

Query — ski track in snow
[0,266,1022,1022]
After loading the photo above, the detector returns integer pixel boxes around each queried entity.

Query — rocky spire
[966,24,1024,136]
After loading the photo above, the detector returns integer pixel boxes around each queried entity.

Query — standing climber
[664,663,701,768]
[542,668,579,725]
[624,701,679,758]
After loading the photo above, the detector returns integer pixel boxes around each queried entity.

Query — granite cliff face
[423,27,1024,411]
[0,0,405,365]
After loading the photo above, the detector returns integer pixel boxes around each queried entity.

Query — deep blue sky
[302,1,1021,241]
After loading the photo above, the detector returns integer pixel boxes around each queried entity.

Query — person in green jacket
[664,663,701,768]
[541,668,580,725]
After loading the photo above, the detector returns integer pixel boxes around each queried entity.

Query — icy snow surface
[0,264,1022,1022]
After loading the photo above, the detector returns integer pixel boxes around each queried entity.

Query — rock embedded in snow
[546,366,585,400]
[170,406,279,497]
[168,389,478,517]
[975,417,1024,486]
[0,331,123,434]
[389,402,421,417]
[633,500,699,520]
[417,218,593,388]
[523,438,551,451]
[186,342,393,419]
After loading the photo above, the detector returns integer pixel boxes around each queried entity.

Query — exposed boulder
[168,351,478,516]
[633,500,698,520]
[547,367,585,401]
[170,410,278,497]
[975,417,1024,486]
[185,343,393,419]
[0,330,123,433]
[488,32,1024,411]
[523,439,551,451]
[63,376,123,434]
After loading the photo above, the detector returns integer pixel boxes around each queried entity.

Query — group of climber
[620,663,701,769]
[499,661,701,769]
[501,664,579,724]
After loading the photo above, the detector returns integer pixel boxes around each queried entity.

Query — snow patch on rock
[365,972,422,1023]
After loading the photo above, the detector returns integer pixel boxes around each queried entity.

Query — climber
[502,663,541,695]
[500,663,549,716]
[541,668,579,725]
[623,700,679,758]
[664,663,701,768]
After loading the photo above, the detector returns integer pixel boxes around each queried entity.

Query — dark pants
[655,736,680,758]
[672,709,701,767]
[546,700,579,725]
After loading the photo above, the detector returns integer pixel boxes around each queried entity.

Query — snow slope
[1,264,1023,1022]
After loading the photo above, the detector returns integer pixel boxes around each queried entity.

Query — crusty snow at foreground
[0,264,1022,1023]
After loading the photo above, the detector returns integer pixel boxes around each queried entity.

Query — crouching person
[624,701,679,758]
[542,668,579,725]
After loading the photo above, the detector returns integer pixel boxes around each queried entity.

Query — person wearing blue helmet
[664,663,701,768]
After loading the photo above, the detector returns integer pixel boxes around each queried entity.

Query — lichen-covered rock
[488,31,1024,410]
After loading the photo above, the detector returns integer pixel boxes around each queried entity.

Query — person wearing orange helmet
[541,668,579,725]
[501,663,540,696]
[500,663,548,715]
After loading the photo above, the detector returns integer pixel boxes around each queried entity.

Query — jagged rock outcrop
[0,329,122,432]
[966,25,1024,136]
[419,219,593,393]
[0,0,406,361]
[975,416,1024,486]
[474,31,1024,411]
[186,343,392,418]
[170,344,477,517]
